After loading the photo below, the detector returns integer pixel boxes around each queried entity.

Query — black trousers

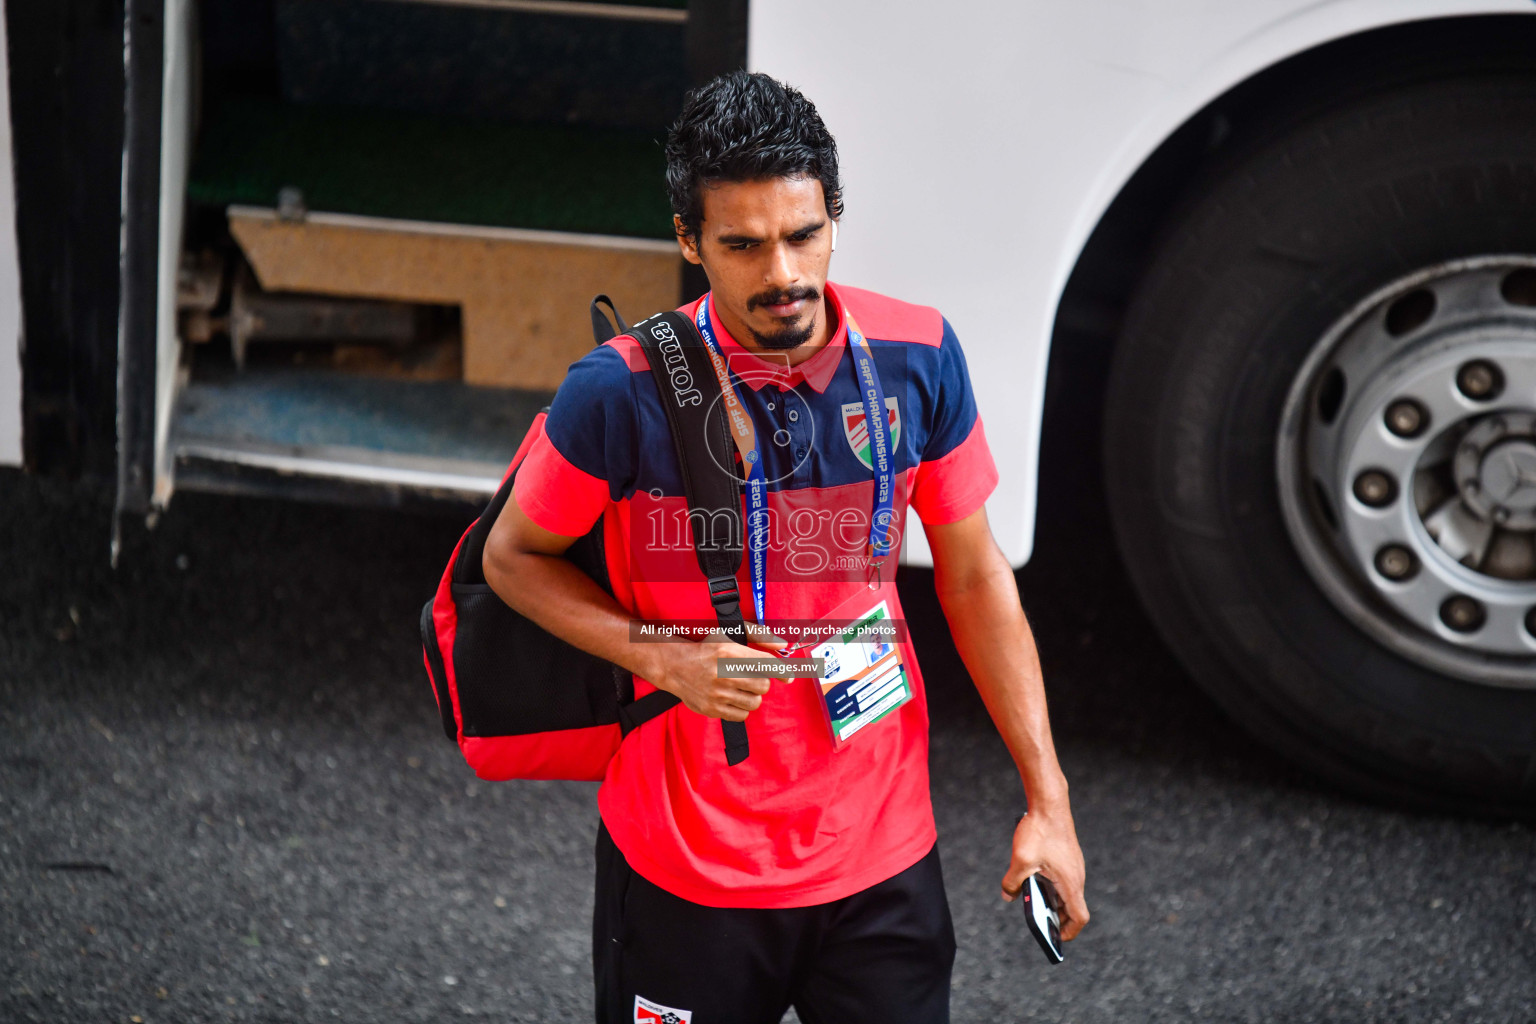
[593,823,956,1024]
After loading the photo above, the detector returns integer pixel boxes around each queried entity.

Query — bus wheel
[1104,73,1536,815]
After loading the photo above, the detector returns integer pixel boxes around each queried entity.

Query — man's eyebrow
[715,220,827,246]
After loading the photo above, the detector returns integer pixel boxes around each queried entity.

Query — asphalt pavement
[2,467,1533,1023]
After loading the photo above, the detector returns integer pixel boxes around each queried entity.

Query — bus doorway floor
[170,369,551,503]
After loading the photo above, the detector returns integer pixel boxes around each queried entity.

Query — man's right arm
[482,477,779,722]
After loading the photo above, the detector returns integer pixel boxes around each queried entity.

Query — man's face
[676,176,834,351]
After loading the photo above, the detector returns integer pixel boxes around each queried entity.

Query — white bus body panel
[0,0,24,469]
[749,0,1529,568]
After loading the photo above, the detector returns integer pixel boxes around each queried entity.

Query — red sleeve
[909,415,998,524]
[512,430,610,537]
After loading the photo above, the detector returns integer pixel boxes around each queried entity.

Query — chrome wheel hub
[1453,416,1536,532]
[1278,258,1536,687]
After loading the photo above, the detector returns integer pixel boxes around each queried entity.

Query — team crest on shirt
[635,995,692,1024]
[841,398,901,470]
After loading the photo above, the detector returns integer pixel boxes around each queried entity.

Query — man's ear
[674,215,702,265]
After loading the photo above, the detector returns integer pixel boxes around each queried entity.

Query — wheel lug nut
[1439,595,1486,633]
[1493,506,1511,525]
[1374,545,1418,581]
[1383,399,1428,438]
[1455,360,1504,401]
[1353,469,1397,508]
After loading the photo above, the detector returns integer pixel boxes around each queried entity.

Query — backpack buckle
[707,574,740,608]
[707,575,744,635]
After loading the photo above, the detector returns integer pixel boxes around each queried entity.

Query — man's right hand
[649,626,786,722]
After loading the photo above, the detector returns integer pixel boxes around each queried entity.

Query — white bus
[4,0,1533,811]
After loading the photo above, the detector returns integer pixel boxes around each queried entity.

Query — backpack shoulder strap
[629,311,745,594]
[630,309,751,766]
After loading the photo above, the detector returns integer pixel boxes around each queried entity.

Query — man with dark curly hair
[485,70,1087,1023]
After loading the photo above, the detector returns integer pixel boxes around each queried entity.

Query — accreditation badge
[809,598,912,749]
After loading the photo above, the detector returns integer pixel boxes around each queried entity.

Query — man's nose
[763,241,796,290]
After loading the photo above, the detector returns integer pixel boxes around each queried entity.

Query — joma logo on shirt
[651,321,703,407]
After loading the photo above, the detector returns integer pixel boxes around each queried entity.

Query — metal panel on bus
[152,0,194,505]
[117,0,191,518]
[0,1,23,469]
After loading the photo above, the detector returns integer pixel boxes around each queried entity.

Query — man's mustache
[746,287,820,313]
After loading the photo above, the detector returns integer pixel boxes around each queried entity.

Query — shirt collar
[698,282,848,394]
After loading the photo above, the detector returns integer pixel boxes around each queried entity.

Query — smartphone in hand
[1022,873,1065,964]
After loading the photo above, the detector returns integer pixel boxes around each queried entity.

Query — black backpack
[419,298,751,780]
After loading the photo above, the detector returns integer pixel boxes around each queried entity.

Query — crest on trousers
[635,995,692,1024]
[842,397,901,470]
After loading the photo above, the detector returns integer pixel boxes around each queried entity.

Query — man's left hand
[1000,806,1089,941]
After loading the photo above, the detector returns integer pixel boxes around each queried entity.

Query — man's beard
[746,286,820,350]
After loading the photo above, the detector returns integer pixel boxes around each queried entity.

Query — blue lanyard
[693,297,896,624]
[846,317,897,565]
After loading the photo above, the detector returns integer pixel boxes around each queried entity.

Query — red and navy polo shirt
[513,280,998,908]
